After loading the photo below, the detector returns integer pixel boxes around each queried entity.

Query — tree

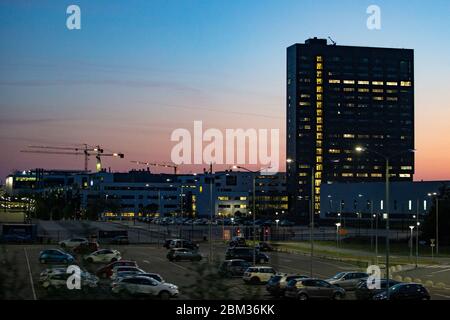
[422,184,450,245]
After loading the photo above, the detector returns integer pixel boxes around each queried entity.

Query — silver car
[326,272,369,290]
[112,275,178,299]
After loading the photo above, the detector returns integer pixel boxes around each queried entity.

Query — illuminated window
[317,125,322,132]
[373,96,384,101]
[372,81,384,85]
[316,148,322,155]
[316,164,323,171]
[317,101,323,108]
[316,133,323,139]
[317,94,322,101]
[304,125,311,130]
[358,88,369,92]
[329,79,341,84]
[239,197,247,201]
[316,140,322,147]
[315,187,321,195]
[316,156,323,163]
[358,80,369,85]
[301,94,310,98]
[386,97,398,101]
[386,81,398,86]
[341,173,354,177]
[370,173,383,178]
[218,196,229,201]
[315,172,322,179]
[328,149,341,154]
[399,173,411,178]
[343,88,355,92]
[317,78,323,85]
[401,81,412,87]
[315,179,321,187]
[356,173,369,177]
[317,110,323,116]
[401,166,412,170]
[299,173,308,177]
[314,203,320,210]
[317,117,323,124]
[317,71,322,77]
[316,56,322,62]
[343,134,355,138]
[343,80,355,84]
[372,89,384,93]
[316,63,323,70]
[316,86,323,93]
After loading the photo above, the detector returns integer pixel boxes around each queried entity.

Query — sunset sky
[0,0,449,181]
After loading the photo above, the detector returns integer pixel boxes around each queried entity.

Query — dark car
[96,260,138,279]
[111,236,129,245]
[225,247,269,263]
[229,236,246,247]
[39,249,75,264]
[373,283,430,301]
[285,278,346,300]
[266,274,309,297]
[219,259,252,277]
[73,241,99,255]
[355,278,400,300]
[163,239,175,249]
[256,242,274,252]
[167,248,202,262]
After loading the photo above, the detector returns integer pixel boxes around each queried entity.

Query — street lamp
[416,221,420,268]
[287,158,315,278]
[409,225,415,261]
[373,213,379,264]
[355,146,415,300]
[335,222,341,248]
[232,165,270,265]
[428,192,439,256]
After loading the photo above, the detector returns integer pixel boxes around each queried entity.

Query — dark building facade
[287,38,414,219]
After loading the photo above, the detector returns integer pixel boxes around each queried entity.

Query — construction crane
[21,144,124,172]
[131,161,178,175]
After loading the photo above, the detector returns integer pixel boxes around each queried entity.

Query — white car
[112,275,178,299]
[111,266,145,281]
[39,266,70,281]
[39,270,99,290]
[243,266,277,284]
[59,238,88,248]
[84,249,121,264]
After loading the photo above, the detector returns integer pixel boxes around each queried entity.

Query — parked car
[326,271,369,290]
[96,260,138,279]
[167,239,199,250]
[243,266,277,284]
[167,248,202,262]
[138,273,165,283]
[39,266,72,281]
[372,283,430,301]
[266,274,309,297]
[39,270,98,291]
[256,242,274,252]
[39,249,75,264]
[84,249,121,264]
[219,259,252,277]
[59,238,88,249]
[285,278,346,300]
[73,241,99,255]
[111,275,178,299]
[225,247,269,263]
[111,266,146,281]
[229,236,246,247]
[111,236,129,245]
[355,278,400,300]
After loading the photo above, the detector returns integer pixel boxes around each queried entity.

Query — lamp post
[416,221,420,268]
[374,213,379,265]
[409,225,415,261]
[355,146,415,300]
[232,165,270,266]
[335,222,341,248]
[428,192,439,256]
[287,158,315,278]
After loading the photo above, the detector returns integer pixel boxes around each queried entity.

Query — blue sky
[0,0,449,180]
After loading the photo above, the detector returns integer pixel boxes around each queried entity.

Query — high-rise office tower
[286,38,414,219]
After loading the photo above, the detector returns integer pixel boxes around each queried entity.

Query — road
[2,242,450,300]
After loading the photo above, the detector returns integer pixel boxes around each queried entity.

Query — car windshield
[331,272,346,279]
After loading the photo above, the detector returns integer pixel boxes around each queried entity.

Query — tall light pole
[355,146,414,300]
[233,165,268,266]
[416,221,420,268]
[335,222,341,248]
[287,158,315,277]
[428,192,439,256]
[409,225,414,261]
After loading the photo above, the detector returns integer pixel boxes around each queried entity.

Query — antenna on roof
[328,36,336,45]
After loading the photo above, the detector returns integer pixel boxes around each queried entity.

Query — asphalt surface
[2,242,450,300]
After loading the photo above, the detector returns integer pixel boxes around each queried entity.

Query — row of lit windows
[314,56,323,212]
[328,79,412,87]
[340,173,411,178]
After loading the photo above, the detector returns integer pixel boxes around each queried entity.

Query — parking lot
[2,241,450,300]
